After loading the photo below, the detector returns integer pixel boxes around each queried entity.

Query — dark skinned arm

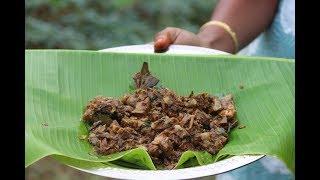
[154,0,278,54]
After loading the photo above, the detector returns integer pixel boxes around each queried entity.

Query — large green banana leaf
[25,50,294,172]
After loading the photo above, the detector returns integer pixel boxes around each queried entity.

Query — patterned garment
[217,0,295,179]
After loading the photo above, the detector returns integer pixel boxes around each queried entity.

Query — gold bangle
[200,20,239,53]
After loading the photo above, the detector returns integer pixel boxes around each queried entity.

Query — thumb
[153,27,182,52]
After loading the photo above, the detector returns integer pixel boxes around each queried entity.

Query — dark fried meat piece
[82,96,132,126]
[133,62,160,89]
[83,88,237,169]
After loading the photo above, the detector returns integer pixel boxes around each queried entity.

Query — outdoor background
[26,0,217,179]
[26,0,216,50]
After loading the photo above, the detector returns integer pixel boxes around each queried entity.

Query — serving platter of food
[25,45,293,179]
[74,45,264,179]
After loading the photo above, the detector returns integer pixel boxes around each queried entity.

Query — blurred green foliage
[26,0,217,50]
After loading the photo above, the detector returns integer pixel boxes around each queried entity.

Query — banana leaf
[25,50,294,172]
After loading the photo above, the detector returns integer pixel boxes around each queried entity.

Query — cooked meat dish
[82,62,237,169]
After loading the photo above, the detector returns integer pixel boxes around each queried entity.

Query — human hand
[153,26,235,53]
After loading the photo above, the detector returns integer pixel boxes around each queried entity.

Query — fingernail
[156,35,166,42]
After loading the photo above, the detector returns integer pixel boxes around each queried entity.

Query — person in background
[153,0,294,179]
[153,0,294,59]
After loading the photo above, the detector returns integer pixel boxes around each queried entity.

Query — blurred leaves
[26,0,217,49]
[112,0,135,8]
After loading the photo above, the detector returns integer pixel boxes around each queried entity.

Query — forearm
[198,0,278,53]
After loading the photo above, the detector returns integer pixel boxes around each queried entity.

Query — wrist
[197,25,236,54]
